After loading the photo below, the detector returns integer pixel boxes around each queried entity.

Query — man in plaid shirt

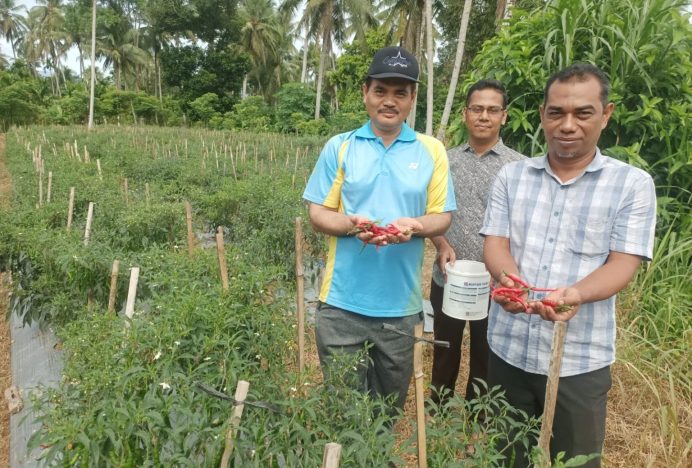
[481,63,656,466]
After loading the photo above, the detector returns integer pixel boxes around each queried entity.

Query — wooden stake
[185,201,194,257]
[216,226,229,292]
[414,322,427,468]
[38,167,43,207]
[537,321,568,467]
[123,178,129,205]
[83,146,90,163]
[321,443,342,468]
[96,159,103,181]
[108,260,120,313]
[219,380,250,468]
[84,202,94,246]
[125,267,140,320]
[46,171,52,203]
[66,187,75,231]
[295,218,306,373]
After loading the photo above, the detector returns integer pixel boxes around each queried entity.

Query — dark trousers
[429,280,490,404]
[315,302,422,411]
[488,351,611,467]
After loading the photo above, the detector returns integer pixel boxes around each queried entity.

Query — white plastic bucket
[442,260,491,320]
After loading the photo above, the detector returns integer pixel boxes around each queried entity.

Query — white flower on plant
[174,341,180,346]
[154,351,162,360]
[204,357,211,361]
[254,332,260,336]
[290,387,297,392]
[159,382,171,391]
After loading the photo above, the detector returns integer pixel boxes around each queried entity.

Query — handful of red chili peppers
[491,272,574,313]
[348,221,413,250]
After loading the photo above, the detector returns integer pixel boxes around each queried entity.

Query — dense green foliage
[448,0,692,228]
[1,126,547,465]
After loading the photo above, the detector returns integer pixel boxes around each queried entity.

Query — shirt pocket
[566,214,611,260]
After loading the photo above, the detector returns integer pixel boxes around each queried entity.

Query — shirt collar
[461,138,505,156]
[355,120,417,142]
[527,147,606,184]
[527,148,606,177]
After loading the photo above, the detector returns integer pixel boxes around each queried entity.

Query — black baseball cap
[366,46,419,83]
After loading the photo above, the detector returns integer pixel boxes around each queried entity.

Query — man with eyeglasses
[429,79,525,408]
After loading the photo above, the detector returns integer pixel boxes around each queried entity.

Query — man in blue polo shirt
[303,46,456,412]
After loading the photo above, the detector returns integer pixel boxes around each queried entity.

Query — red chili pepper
[502,271,531,289]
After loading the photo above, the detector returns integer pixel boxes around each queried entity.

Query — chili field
[0,126,689,467]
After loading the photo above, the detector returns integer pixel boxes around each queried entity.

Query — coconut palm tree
[24,0,69,94]
[97,23,151,90]
[238,0,283,98]
[282,0,375,120]
[437,0,473,140]
[378,0,425,128]
[0,0,26,59]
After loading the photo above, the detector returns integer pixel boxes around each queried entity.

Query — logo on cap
[384,52,410,68]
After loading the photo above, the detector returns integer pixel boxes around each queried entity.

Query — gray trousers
[315,302,422,410]
[488,351,611,467]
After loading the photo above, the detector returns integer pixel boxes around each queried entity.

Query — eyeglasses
[466,106,505,116]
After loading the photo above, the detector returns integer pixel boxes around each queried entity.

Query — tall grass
[615,213,692,466]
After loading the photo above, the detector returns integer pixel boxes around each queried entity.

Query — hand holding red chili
[349,217,421,250]
[491,272,578,321]
[528,287,581,322]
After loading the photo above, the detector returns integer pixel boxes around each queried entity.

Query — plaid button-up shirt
[480,149,656,376]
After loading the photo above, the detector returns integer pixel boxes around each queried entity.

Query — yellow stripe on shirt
[416,133,450,214]
[322,140,350,209]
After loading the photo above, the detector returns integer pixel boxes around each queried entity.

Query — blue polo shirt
[303,121,456,317]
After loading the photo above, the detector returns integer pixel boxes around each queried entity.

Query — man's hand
[434,241,456,281]
[528,287,581,322]
[492,275,529,314]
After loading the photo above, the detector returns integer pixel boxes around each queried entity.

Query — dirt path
[1,133,12,468]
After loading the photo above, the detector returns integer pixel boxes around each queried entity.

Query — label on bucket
[442,261,490,320]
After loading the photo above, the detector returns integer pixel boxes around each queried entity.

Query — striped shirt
[432,140,525,287]
[303,121,456,317]
[480,149,656,376]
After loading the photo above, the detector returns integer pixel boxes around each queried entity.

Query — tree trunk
[88,0,97,130]
[407,21,425,131]
[301,26,309,83]
[437,0,473,141]
[425,0,434,135]
[314,25,330,120]
[155,46,162,101]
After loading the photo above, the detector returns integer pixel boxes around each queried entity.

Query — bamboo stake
[216,226,229,292]
[108,260,120,313]
[46,171,52,203]
[321,443,342,468]
[537,321,568,467]
[295,217,305,373]
[185,201,194,257]
[38,166,43,207]
[83,146,90,163]
[84,202,95,246]
[66,187,75,231]
[219,380,250,468]
[125,267,140,320]
[123,178,129,205]
[96,159,103,181]
[414,322,428,468]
